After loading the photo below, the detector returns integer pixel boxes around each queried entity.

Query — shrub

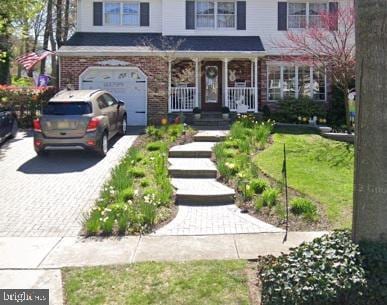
[146,125,162,139]
[85,211,100,235]
[250,178,268,194]
[271,97,327,124]
[290,197,318,221]
[128,167,146,178]
[223,140,239,149]
[261,188,280,207]
[255,196,264,212]
[258,231,367,305]
[140,179,151,187]
[147,142,164,151]
[119,187,134,202]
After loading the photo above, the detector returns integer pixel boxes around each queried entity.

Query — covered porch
[168,57,260,113]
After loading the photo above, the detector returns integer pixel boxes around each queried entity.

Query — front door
[201,61,222,111]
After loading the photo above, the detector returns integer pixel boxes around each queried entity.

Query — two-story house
[58,0,347,126]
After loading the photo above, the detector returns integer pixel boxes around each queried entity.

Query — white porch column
[254,57,258,112]
[194,58,199,108]
[168,59,172,113]
[224,58,229,108]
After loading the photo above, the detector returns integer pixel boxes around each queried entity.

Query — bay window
[196,0,235,28]
[104,2,140,26]
[267,65,326,101]
[288,2,328,29]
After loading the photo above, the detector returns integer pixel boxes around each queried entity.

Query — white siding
[77,0,162,32]
[76,0,353,54]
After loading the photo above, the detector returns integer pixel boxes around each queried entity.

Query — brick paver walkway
[155,205,283,236]
[155,130,282,236]
[0,131,137,237]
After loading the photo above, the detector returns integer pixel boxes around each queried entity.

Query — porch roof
[58,32,265,56]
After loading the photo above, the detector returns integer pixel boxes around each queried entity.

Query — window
[298,66,311,97]
[103,94,117,107]
[313,69,326,100]
[267,65,326,101]
[283,66,296,98]
[268,66,281,100]
[104,2,140,26]
[288,3,307,29]
[43,102,92,115]
[123,2,140,26]
[309,3,328,27]
[288,2,328,29]
[217,2,235,28]
[196,0,235,29]
[104,3,121,25]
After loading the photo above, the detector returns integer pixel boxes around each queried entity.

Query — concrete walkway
[0,232,327,305]
[0,232,326,269]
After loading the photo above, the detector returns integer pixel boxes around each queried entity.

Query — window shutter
[329,2,339,31]
[186,1,195,30]
[140,3,150,26]
[236,1,246,30]
[277,2,287,31]
[93,2,103,26]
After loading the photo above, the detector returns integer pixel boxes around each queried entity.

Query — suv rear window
[43,102,92,115]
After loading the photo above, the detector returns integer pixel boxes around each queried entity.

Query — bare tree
[272,8,355,130]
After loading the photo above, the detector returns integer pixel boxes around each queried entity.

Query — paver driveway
[0,131,138,237]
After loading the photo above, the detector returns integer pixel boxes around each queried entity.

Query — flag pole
[283,143,289,243]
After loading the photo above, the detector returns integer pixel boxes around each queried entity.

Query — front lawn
[214,117,328,230]
[63,260,251,305]
[84,124,195,236]
[255,133,354,228]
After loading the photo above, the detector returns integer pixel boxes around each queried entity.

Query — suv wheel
[119,115,127,136]
[98,132,109,157]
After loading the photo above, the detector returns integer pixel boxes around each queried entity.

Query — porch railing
[169,87,197,112]
[227,87,256,112]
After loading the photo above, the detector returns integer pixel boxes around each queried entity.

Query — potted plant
[193,107,201,119]
[222,106,230,119]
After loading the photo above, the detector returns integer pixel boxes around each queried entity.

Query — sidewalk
[0,232,326,269]
[0,232,327,305]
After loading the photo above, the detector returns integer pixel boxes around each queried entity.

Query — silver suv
[33,90,127,157]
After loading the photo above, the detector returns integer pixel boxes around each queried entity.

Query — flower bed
[214,115,329,231]
[0,85,56,127]
[84,124,195,236]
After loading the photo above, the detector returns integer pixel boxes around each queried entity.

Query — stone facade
[60,55,169,125]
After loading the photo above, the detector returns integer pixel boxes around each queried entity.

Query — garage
[79,67,147,126]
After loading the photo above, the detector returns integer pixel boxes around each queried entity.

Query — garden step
[194,130,229,142]
[172,178,235,205]
[168,158,218,178]
[169,142,215,158]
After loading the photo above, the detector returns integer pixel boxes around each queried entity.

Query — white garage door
[80,67,147,126]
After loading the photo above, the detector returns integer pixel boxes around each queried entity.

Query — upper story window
[196,0,235,29]
[288,2,328,29]
[104,2,140,26]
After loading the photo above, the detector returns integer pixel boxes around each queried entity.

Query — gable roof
[58,32,265,55]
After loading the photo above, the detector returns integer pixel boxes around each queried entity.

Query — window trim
[287,2,328,29]
[195,0,237,30]
[103,1,140,27]
[267,64,327,102]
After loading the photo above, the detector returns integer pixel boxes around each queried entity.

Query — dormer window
[104,2,140,26]
[196,0,235,29]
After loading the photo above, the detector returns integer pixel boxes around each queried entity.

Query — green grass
[255,133,354,228]
[63,260,250,305]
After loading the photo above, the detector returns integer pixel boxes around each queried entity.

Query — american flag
[16,50,55,71]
